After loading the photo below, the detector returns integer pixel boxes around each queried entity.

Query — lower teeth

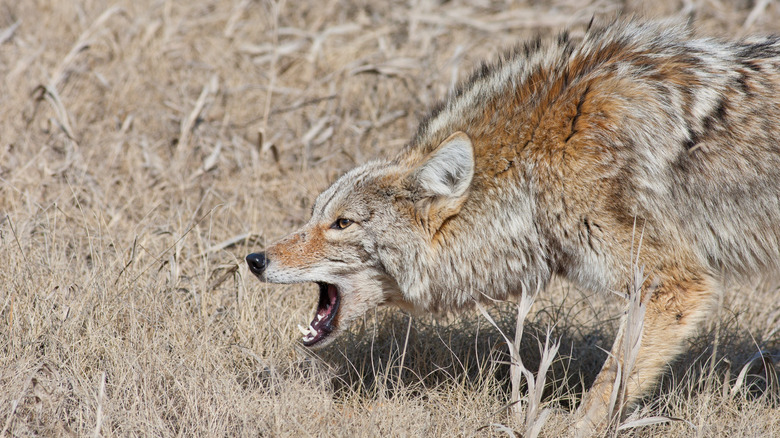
[299,323,318,341]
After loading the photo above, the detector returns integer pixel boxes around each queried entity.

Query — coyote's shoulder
[248,19,780,434]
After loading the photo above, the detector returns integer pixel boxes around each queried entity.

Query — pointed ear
[413,131,474,199]
[407,132,474,235]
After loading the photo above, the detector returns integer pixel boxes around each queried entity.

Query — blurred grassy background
[1,0,778,436]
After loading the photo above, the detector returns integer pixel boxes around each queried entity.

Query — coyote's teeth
[308,325,317,336]
[316,313,324,322]
[297,324,309,336]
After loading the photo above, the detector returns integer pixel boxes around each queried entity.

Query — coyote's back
[247,19,780,434]
[406,20,780,285]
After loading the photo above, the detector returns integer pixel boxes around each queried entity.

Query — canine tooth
[308,325,318,336]
[297,324,309,336]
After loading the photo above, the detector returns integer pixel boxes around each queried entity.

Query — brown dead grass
[1,0,779,436]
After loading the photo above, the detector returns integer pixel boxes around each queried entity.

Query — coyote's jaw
[247,236,395,349]
[298,282,341,347]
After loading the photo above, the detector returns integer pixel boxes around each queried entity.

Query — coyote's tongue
[297,283,339,346]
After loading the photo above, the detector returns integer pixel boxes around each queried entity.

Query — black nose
[246,252,268,276]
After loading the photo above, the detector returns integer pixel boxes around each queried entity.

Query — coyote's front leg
[574,268,716,435]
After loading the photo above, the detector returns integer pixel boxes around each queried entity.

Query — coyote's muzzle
[247,251,341,347]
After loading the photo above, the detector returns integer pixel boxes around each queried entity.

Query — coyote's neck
[402,179,552,312]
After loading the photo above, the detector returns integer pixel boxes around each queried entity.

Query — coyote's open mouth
[297,282,340,347]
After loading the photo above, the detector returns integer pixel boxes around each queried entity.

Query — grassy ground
[1,0,779,436]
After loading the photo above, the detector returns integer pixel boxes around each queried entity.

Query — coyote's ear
[414,131,474,199]
[409,132,474,234]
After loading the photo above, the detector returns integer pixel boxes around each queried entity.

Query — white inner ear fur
[416,131,474,198]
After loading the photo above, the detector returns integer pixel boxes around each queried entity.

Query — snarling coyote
[247,19,780,431]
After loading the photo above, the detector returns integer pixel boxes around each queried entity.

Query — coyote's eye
[332,218,354,230]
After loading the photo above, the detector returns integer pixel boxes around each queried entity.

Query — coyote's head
[247,132,474,347]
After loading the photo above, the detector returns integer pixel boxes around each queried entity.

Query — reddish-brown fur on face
[267,225,327,269]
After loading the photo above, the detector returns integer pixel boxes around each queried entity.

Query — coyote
[247,19,780,431]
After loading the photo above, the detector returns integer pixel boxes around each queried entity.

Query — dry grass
[1,0,779,436]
